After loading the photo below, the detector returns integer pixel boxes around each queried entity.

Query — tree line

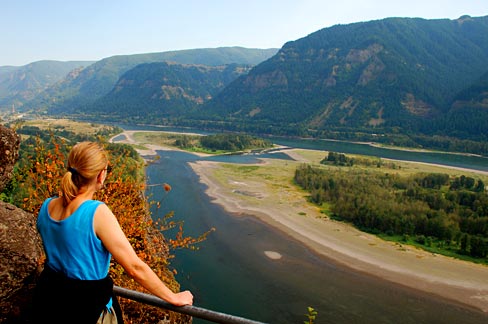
[171,117,488,156]
[294,162,488,261]
[175,133,272,152]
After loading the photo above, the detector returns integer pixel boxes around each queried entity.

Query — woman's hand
[171,290,194,306]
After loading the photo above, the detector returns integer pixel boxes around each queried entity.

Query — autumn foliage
[14,134,212,323]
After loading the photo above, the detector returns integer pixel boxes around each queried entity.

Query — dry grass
[208,159,315,217]
[288,148,488,181]
[21,118,114,135]
[203,148,488,217]
[133,131,201,146]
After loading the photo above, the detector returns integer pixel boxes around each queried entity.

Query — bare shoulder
[47,197,65,220]
[47,196,62,209]
[95,202,112,215]
[94,203,118,231]
[93,202,129,249]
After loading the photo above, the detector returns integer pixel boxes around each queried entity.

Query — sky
[1,0,487,66]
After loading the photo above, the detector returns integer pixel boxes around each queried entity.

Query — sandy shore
[114,131,488,313]
[189,159,488,313]
[110,130,210,158]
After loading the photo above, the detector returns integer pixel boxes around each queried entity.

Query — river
[116,127,488,323]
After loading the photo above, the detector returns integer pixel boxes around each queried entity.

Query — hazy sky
[2,0,487,66]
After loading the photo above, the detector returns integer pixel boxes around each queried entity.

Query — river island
[113,130,488,314]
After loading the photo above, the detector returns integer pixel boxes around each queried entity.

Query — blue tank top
[37,197,111,280]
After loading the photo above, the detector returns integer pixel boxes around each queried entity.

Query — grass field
[20,118,115,135]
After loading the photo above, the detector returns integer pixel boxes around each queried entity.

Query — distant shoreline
[112,130,488,313]
[280,134,486,158]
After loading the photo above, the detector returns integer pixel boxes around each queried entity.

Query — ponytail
[60,169,79,206]
[59,142,108,206]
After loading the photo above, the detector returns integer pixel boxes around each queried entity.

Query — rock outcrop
[0,125,43,323]
[0,125,20,192]
[0,202,42,323]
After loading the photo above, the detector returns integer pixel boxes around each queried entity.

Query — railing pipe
[113,286,268,324]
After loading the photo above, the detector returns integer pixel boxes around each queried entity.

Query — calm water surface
[143,148,488,324]
[115,124,488,171]
[115,126,488,323]
[272,137,488,172]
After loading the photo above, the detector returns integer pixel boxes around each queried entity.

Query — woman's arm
[94,204,193,306]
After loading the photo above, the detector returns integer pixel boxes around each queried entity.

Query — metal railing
[113,286,268,324]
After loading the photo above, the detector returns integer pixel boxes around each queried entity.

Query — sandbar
[189,159,488,313]
[113,130,488,313]
[264,251,283,260]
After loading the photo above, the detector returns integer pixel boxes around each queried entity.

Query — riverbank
[188,157,488,314]
[113,130,488,313]
[110,130,211,158]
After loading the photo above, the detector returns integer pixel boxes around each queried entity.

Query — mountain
[440,70,488,139]
[193,16,488,139]
[5,17,488,152]
[0,60,93,110]
[23,47,278,114]
[79,62,253,122]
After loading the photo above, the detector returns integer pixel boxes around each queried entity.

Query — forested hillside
[20,47,277,114]
[78,62,253,123]
[0,60,93,109]
[440,70,488,139]
[192,16,488,141]
[4,17,488,155]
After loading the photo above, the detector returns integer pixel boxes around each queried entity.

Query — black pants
[32,265,115,324]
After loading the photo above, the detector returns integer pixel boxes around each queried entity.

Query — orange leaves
[98,156,186,321]
[15,133,205,323]
[168,222,216,251]
[163,183,172,192]
[18,135,67,213]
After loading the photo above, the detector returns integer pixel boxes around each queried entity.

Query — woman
[32,141,193,323]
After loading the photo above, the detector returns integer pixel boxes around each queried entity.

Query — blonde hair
[60,141,108,206]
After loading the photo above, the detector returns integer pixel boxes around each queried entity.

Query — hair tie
[68,166,78,175]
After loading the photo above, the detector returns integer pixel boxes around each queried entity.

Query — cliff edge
[0,125,43,323]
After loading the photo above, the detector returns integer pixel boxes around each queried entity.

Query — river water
[117,128,488,323]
